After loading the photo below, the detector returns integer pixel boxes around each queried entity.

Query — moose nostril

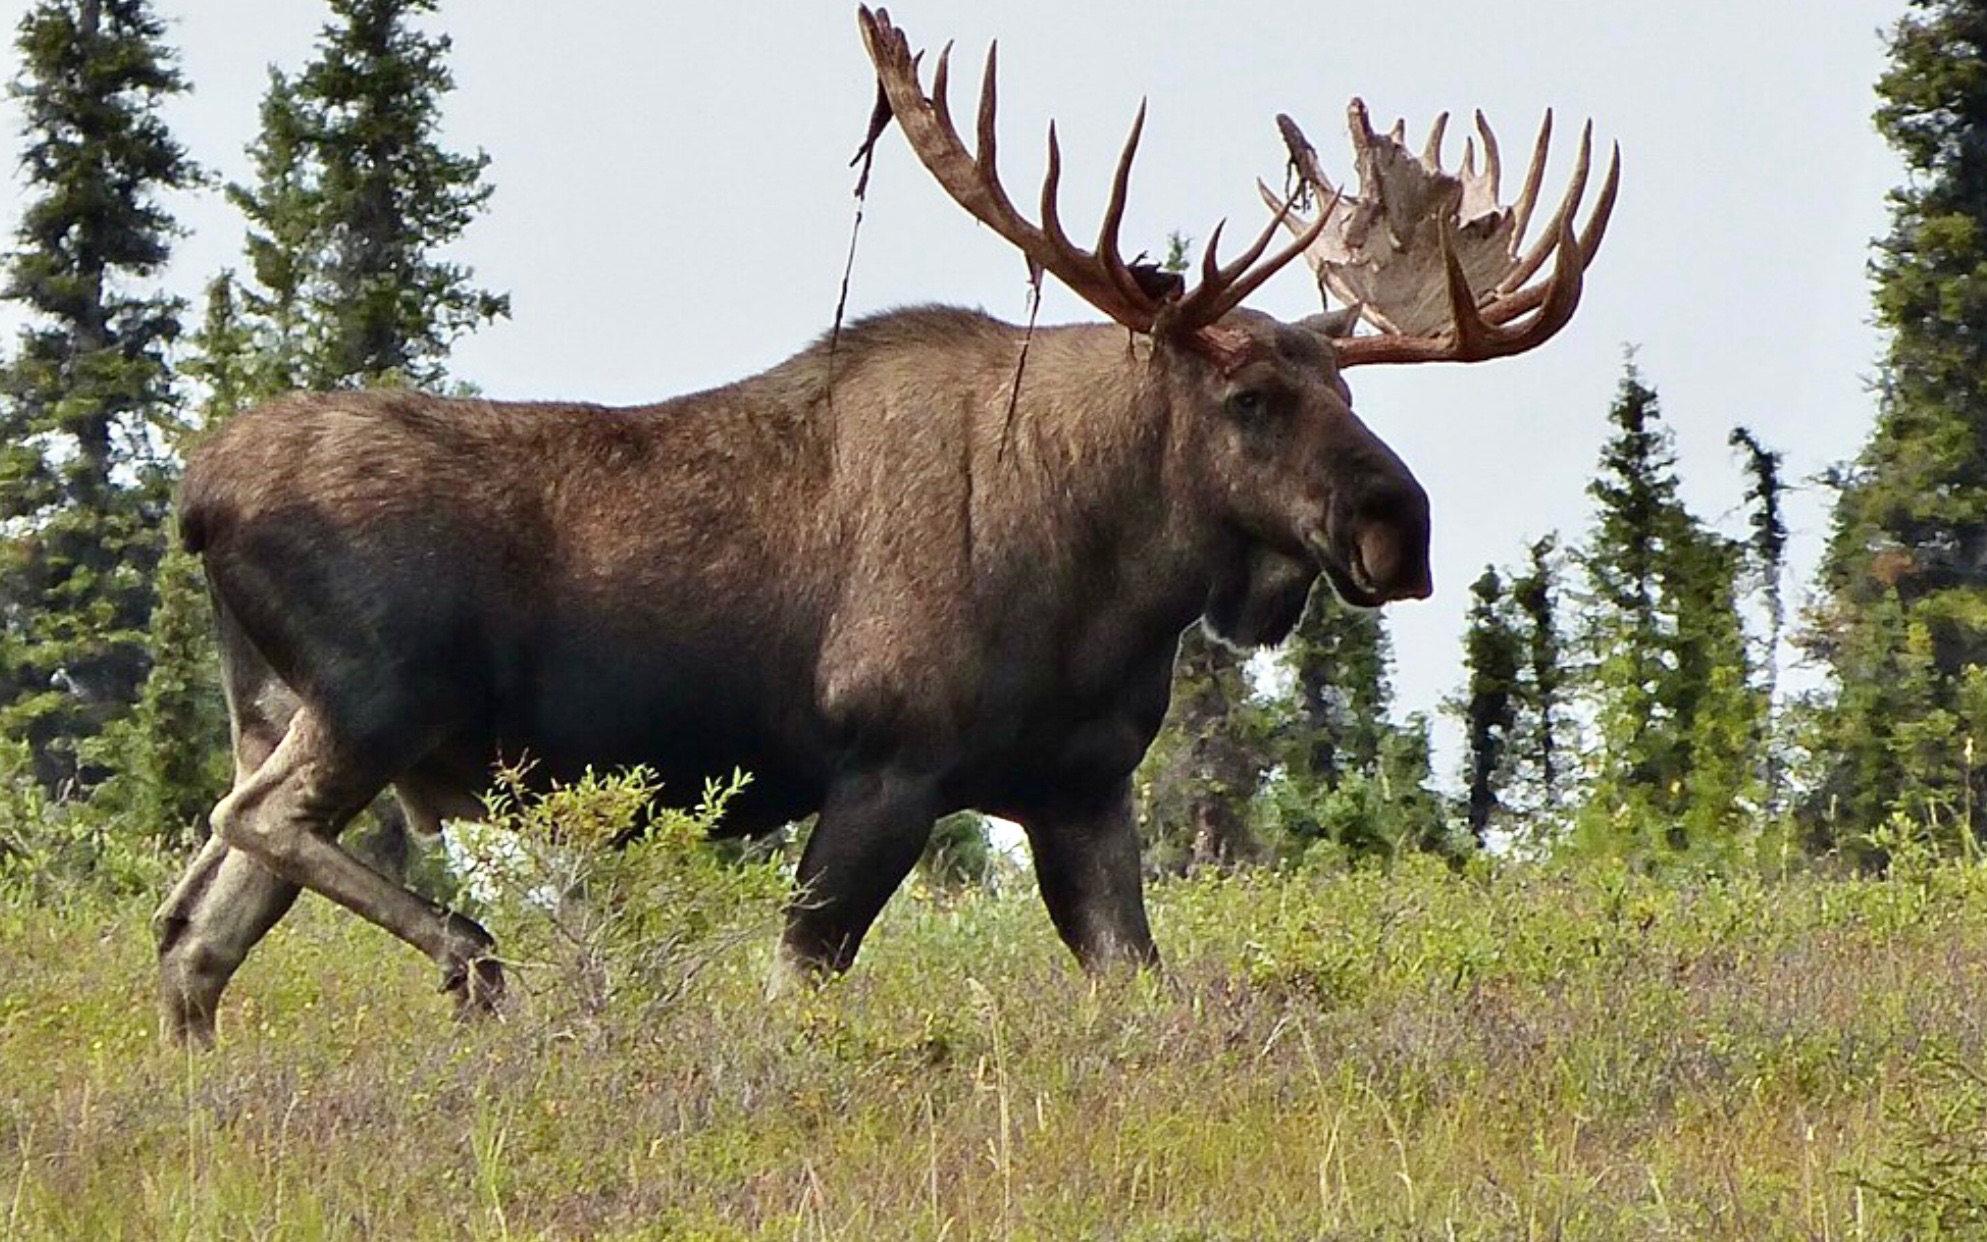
[1357,526,1401,591]
[1355,502,1433,601]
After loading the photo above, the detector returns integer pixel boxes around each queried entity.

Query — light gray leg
[196,708,501,1038]
[154,841,301,1046]
[154,709,297,1046]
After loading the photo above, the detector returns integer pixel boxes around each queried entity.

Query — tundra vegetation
[7,816,1987,1239]
[6,0,1987,1238]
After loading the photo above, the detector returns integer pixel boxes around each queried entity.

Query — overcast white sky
[0,2,1907,779]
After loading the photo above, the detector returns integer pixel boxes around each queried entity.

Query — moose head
[860,7,1617,641]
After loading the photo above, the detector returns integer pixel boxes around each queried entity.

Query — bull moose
[153,6,1617,1044]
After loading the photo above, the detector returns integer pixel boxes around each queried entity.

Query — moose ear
[1297,305,1364,341]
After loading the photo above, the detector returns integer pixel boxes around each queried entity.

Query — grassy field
[5,849,1987,1240]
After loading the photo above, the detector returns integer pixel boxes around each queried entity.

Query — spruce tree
[1457,568,1522,844]
[0,0,197,791]
[1576,364,1761,862]
[183,273,263,422]
[231,0,508,390]
[1378,714,1451,857]
[1664,523,1759,854]
[1510,535,1569,823]
[1810,0,1987,854]
[1285,601,1392,790]
[1138,630,1268,871]
[1265,598,1456,862]
[1577,366,1674,856]
[921,810,995,888]
[1449,539,1570,849]
[1730,426,1789,811]
[228,76,318,393]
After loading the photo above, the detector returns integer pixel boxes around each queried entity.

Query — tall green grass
[6,840,1987,1239]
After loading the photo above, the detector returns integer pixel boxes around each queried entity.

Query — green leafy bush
[452,761,786,1019]
[1863,1049,1987,1235]
[0,737,174,900]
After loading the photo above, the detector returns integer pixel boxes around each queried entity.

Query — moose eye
[1229,389,1269,421]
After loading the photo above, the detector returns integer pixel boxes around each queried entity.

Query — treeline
[5,0,1987,889]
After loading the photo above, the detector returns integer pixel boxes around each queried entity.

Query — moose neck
[782,307,1268,664]
[979,321,1243,646]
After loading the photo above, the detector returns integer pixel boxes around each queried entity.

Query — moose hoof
[160,978,220,1049]
[441,954,506,1020]
[436,911,503,1020]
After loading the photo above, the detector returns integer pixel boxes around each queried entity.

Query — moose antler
[858,6,1327,360]
[1260,99,1619,367]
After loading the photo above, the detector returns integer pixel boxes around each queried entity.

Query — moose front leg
[1021,781,1160,971]
[781,768,938,975]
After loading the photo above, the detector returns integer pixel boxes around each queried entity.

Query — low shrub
[450,760,787,1020]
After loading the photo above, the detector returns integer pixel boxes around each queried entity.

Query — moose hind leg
[210,707,504,1021]
[155,839,301,1047]
[154,694,302,1045]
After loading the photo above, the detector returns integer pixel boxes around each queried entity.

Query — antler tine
[1039,121,1075,267]
[860,6,1319,354]
[929,44,956,154]
[1498,119,1590,296]
[974,40,999,179]
[1579,141,1621,263]
[1096,102,1161,310]
[942,40,1030,233]
[1477,111,1501,202]
[1422,112,1449,167]
[1197,219,1232,291]
[1172,190,1331,327]
[1505,111,1558,276]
